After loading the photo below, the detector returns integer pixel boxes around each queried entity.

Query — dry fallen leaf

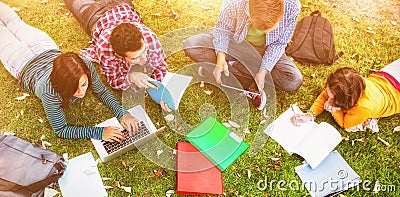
[243,128,250,134]
[104,186,113,190]
[38,118,44,123]
[58,2,65,6]
[200,81,204,88]
[352,17,360,23]
[203,90,213,95]
[129,167,134,172]
[222,122,231,128]
[377,136,390,147]
[228,120,240,128]
[310,73,316,78]
[115,181,121,188]
[63,153,69,161]
[16,93,29,101]
[3,132,15,136]
[121,186,132,193]
[102,177,112,181]
[168,9,180,20]
[41,0,48,4]
[154,169,168,177]
[165,189,175,197]
[254,165,260,172]
[365,30,376,34]
[390,20,397,26]
[273,165,281,170]
[122,161,127,169]
[157,149,164,158]
[247,169,251,179]
[393,126,400,133]
[152,13,161,17]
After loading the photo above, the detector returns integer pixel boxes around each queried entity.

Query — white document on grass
[295,150,361,197]
[147,72,192,110]
[58,152,107,197]
[265,105,342,169]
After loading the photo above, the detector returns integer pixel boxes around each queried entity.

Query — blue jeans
[0,2,58,79]
[183,33,303,92]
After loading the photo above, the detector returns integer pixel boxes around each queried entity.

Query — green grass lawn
[1,0,399,196]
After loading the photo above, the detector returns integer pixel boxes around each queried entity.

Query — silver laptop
[91,105,163,162]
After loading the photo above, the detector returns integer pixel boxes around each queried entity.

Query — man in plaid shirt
[65,0,169,104]
[184,0,303,110]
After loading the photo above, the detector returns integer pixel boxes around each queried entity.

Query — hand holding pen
[290,105,314,126]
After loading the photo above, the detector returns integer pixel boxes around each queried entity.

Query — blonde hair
[249,0,284,31]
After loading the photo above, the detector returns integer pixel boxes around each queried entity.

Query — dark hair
[249,0,284,31]
[326,67,366,110]
[50,52,92,108]
[110,23,143,57]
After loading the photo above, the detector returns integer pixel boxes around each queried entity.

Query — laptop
[91,105,164,162]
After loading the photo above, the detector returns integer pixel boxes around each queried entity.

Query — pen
[290,104,298,125]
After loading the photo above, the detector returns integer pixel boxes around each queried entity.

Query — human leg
[64,0,133,36]
[183,33,217,76]
[0,2,57,78]
[269,53,303,92]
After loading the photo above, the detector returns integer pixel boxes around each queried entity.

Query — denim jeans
[0,2,58,79]
[183,33,303,92]
[64,0,133,36]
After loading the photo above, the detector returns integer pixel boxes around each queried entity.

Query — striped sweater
[19,49,129,140]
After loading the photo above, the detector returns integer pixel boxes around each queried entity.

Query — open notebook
[265,105,342,169]
[147,72,192,110]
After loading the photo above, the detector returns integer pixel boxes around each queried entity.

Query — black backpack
[286,11,343,65]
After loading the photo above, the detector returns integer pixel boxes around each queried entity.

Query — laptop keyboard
[101,121,150,154]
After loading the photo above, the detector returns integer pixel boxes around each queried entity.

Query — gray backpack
[0,135,66,197]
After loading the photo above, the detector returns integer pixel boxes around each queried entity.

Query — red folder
[176,142,224,195]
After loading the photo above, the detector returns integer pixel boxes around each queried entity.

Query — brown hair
[326,67,366,110]
[50,52,92,108]
[249,0,284,31]
[110,23,143,57]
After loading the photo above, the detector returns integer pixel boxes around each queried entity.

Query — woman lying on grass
[0,1,138,142]
[291,60,400,130]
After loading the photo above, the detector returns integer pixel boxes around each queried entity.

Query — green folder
[185,116,249,171]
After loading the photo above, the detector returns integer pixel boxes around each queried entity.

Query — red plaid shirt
[80,5,168,90]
